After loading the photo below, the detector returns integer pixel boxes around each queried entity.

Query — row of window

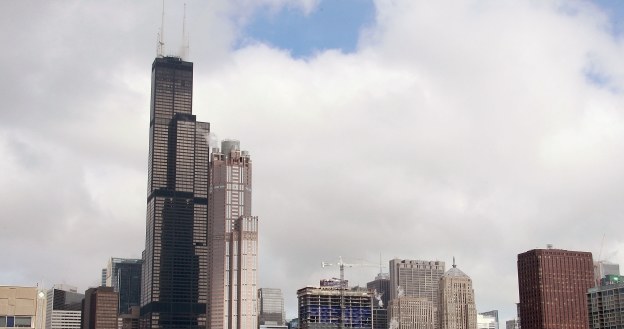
[0,316,31,328]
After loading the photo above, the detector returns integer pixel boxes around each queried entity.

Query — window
[14,317,32,327]
[0,317,6,327]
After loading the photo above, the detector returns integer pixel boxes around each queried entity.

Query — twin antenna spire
[157,0,189,59]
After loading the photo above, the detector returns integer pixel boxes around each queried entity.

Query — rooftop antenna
[157,0,165,57]
[180,3,190,59]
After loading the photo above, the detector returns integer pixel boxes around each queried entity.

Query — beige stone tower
[208,140,258,329]
[437,259,477,329]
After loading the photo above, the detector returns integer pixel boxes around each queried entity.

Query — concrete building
[587,274,624,328]
[437,261,477,329]
[45,284,83,329]
[389,260,445,305]
[388,297,435,329]
[476,314,496,329]
[0,286,43,328]
[140,56,210,328]
[82,286,118,329]
[478,311,497,329]
[208,140,258,329]
[593,260,619,287]
[297,286,373,329]
[517,247,593,329]
[258,288,286,327]
[104,257,142,315]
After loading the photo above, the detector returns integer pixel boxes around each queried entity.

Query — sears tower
[141,56,210,328]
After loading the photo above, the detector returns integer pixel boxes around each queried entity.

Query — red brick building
[517,247,593,329]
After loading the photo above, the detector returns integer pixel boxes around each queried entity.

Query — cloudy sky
[2,0,624,322]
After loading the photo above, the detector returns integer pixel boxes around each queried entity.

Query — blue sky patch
[240,0,376,58]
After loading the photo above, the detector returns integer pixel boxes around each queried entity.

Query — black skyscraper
[141,56,210,329]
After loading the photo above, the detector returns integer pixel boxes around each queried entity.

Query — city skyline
[3,0,624,323]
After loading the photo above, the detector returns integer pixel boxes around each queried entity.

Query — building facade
[367,273,390,310]
[258,288,286,326]
[297,286,373,329]
[105,257,142,315]
[476,314,496,329]
[504,320,519,329]
[208,140,258,329]
[437,263,477,329]
[587,274,624,328]
[388,297,435,329]
[0,286,42,329]
[45,284,83,329]
[517,248,593,329]
[389,259,445,328]
[82,287,119,329]
[140,56,210,328]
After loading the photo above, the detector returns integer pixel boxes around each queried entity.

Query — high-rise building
[517,247,593,329]
[371,308,388,329]
[297,286,373,329]
[207,140,258,329]
[258,288,286,327]
[45,284,83,329]
[437,262,477,329]
[82,286,119,329]
[389,260,445,304]
[367,273,390,309]
[0,286,43,329]
[593,260,619,287]
[105,257,142,314]
[504,319,519,329]
[587,274,624,328]
[389,259,445,328]
[388,297,435,329]
[477,313,498,329]
[477,311,498,329]
[140,56,210,328]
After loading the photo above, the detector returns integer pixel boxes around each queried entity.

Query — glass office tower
[141,56,210,329]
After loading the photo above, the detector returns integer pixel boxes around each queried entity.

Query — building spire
[179,3,190,59]
[453,256,456,268]
[157,0,165,57]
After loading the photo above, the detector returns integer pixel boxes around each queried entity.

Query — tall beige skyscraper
[208,140,258,329]
[437,261,477,329]
[389,259,445,328]
[388,297,435,329]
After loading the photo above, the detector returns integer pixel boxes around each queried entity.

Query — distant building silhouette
[517,247,593,329]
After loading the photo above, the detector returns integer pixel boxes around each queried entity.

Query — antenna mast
[180,3,190,59]
[157,0,165,57]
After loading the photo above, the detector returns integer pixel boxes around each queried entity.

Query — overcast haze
[2,0,624,322]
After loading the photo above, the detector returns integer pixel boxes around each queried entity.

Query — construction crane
[321,256,377,329]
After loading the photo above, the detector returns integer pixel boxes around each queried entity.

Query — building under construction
[297,286,373,329]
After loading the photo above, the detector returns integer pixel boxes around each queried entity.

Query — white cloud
[1,0,624,322]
